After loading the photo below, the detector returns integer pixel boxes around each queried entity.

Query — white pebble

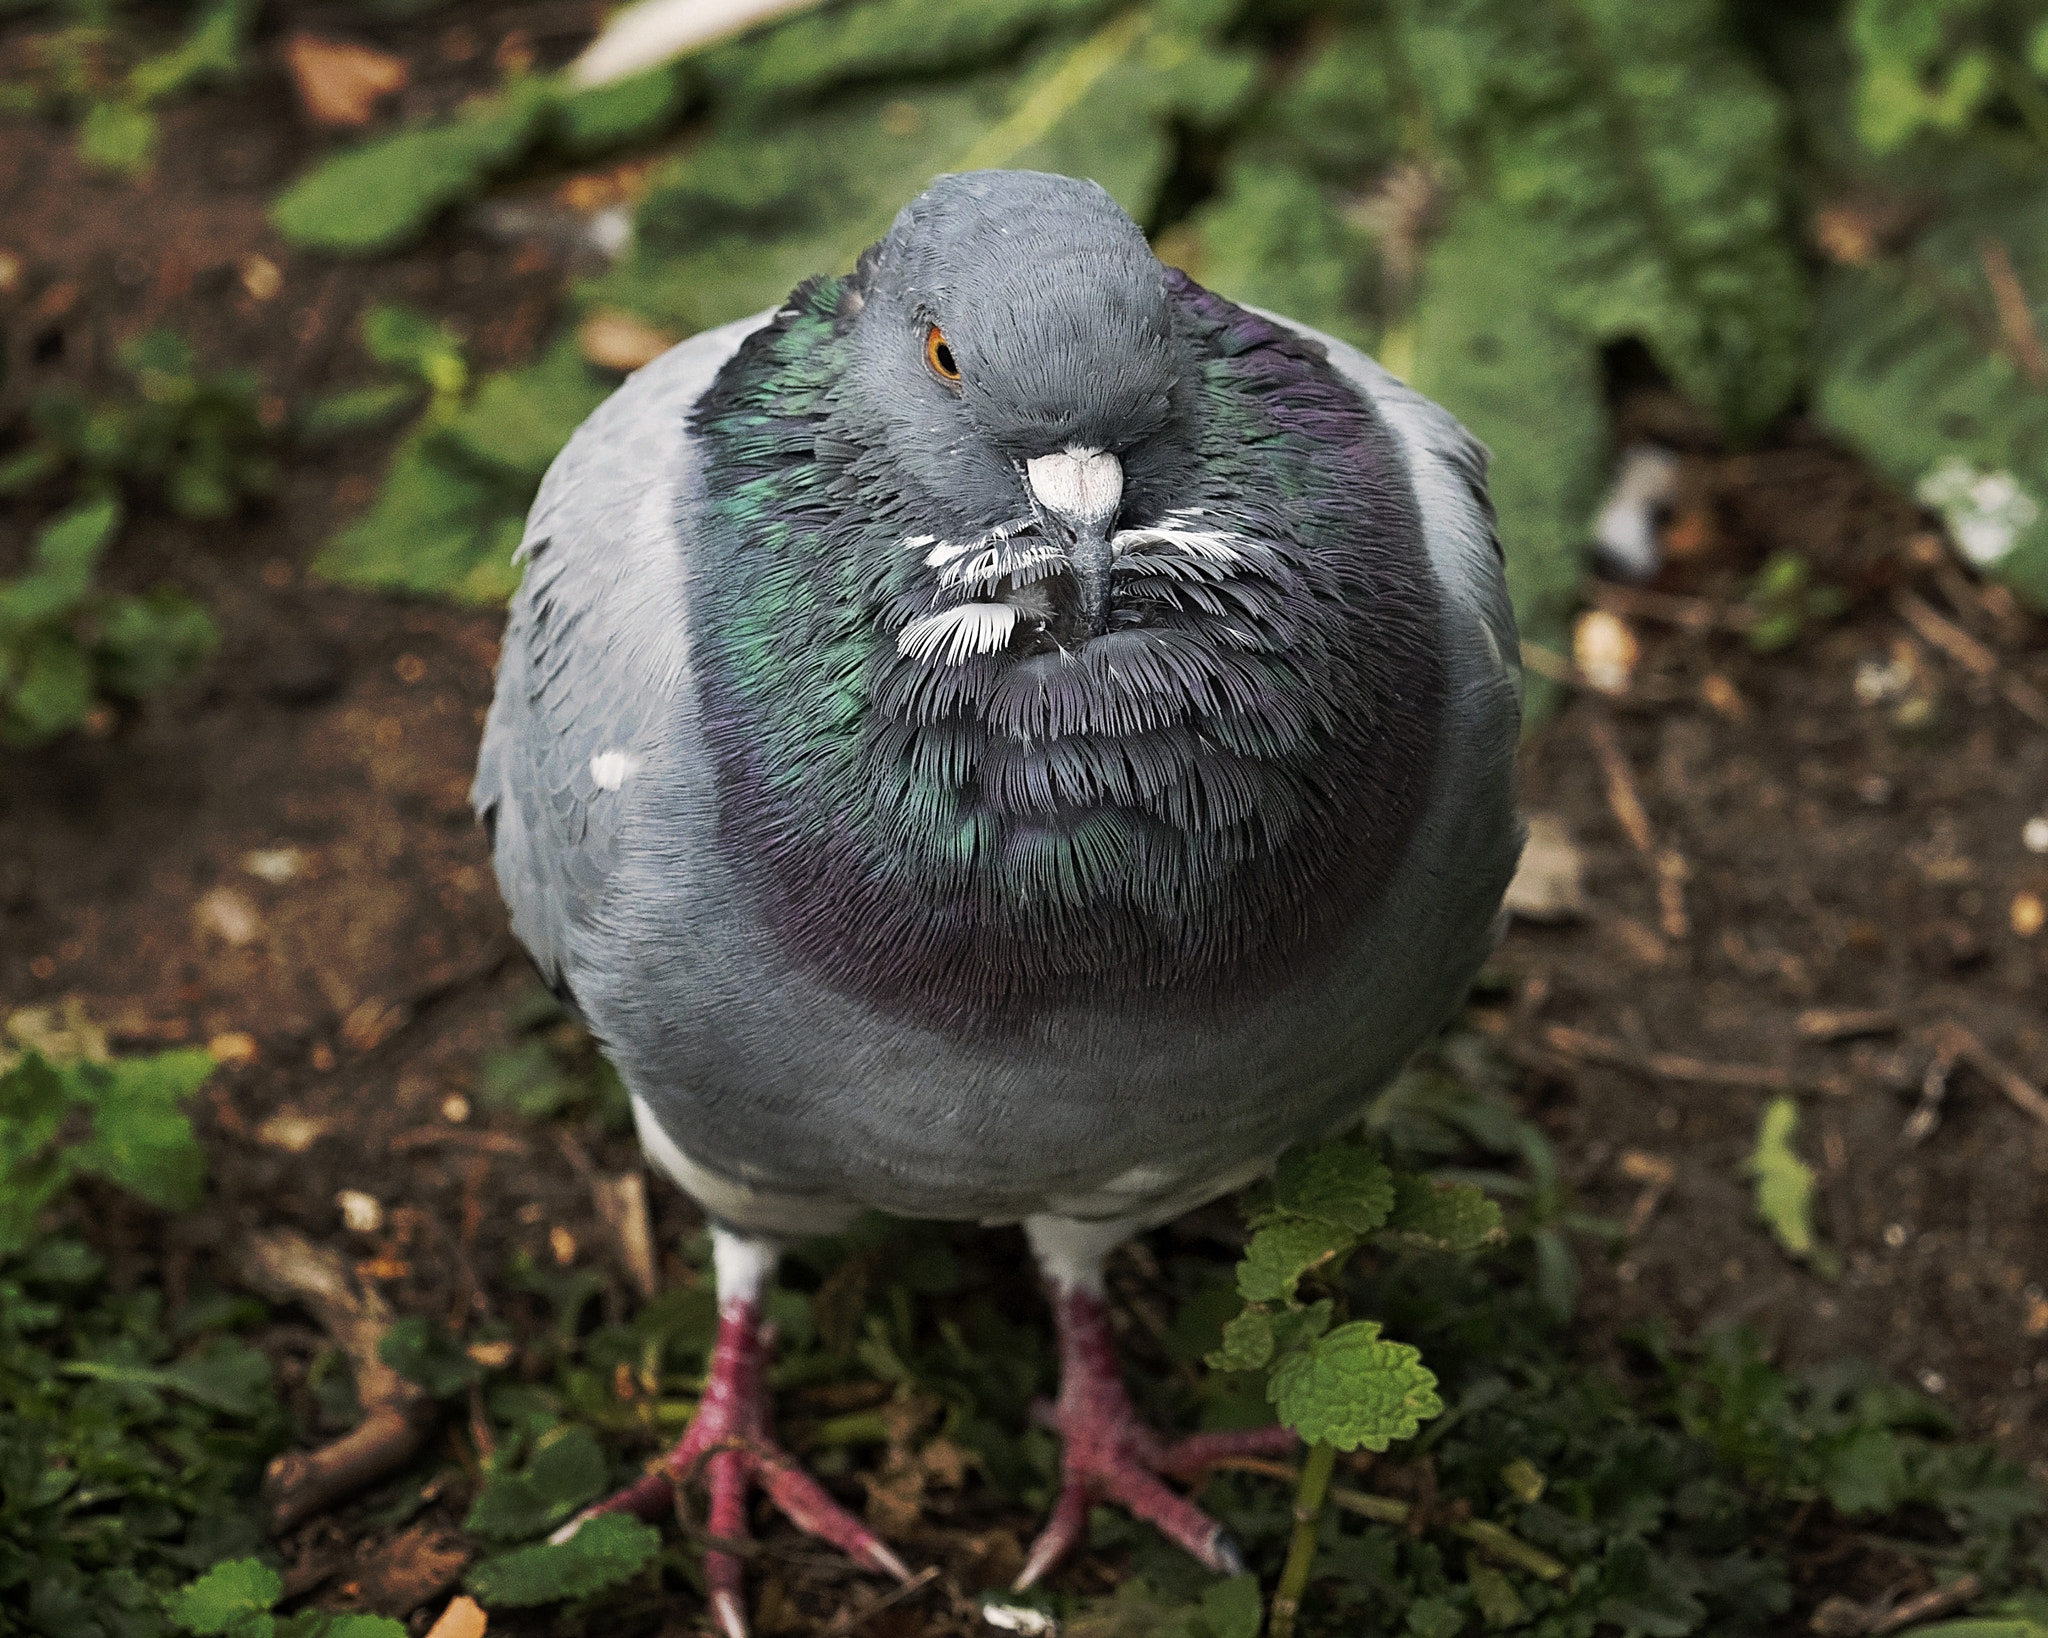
[337,1190,384,1234]
[2024,816,2048,854]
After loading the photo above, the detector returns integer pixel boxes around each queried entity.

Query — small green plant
[1203,1138,1502,1638]
[1745,552,1850,653]
[2,330,277,521]
[0,0,257,176]
[0,1035,292,1638]
[0,495,218,744]
[165,1559,404,1638]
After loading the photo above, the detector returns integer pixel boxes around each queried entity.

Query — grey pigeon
[474,168,1521,1635]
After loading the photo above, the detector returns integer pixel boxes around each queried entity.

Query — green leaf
[129,0,256,105]
[1274,1142,1395,1234]
[70,1048,216,1210]
[1904,1623,2048,1638]
[1383,1176,1505,1252]
[1173,160,1374,347]
[379,1316,482,1398]
[363,306,469,400]
[1266,1320,1442,1452]
[464,1513,660,1607]
[1205,1309,1274,1373]
[0,1053,76,1256]
[1237,1218,1355,1304]
[1407,195,1606,649]
[270,83,555,253]
[1811,180,2048,605]
[96,589,220,701]
[557,67,683,155]
[445,342,609,477]
[65,1338,273,1417]
[168,1558,281,1634]
[298,383,425,441]
[1745,1096,1817,1260]
[36,494,126,602]
[464,1424,609,1541]
[312,435,529,604]
[78,100,159,175]
[1400,0,1810,436]
[1192,1574,1262,1638]
[4,630,96,743]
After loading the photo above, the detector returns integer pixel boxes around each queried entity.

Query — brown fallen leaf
[424,1597,486,1638]
[578,309,676,371]
[286,34,409,129]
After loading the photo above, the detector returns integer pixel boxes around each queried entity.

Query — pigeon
[473,168,1521,1635]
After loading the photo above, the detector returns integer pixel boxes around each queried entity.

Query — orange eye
[925,325,961,382]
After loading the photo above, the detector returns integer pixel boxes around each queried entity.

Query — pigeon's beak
[1026,447,1122,638]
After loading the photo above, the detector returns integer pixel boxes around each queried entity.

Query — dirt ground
[5,14,2048,1633]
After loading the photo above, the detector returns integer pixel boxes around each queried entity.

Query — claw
[572,1291,908,1629]
[1017,1283,1295,1587]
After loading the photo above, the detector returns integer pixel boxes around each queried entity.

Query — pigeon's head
[844,170,1200,646]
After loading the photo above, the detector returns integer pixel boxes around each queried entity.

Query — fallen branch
[232,1230,438,1533]
[822,1565,940,1635]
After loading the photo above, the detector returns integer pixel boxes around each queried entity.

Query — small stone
[338,1189,384,1234]
[208,1031,258,1067]
[2025,816,2048,854]
[1572,609,1639,695]
[1503,814,1586,923]
[242,847,304,884]
[2013,892,2045,938]
[441,1093,470,1123]
[194,886,261,948]
[238,255,282,302]
[550,1225,577,1265]
[578,309,676,372]
[255,1110,336,1153]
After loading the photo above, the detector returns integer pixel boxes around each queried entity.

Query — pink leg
[556,1290,910,1637]
[1016,1283,1297,1589]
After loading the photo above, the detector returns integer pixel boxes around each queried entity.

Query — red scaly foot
[1015,1282,1298,1589]
[553,1290,909,1638]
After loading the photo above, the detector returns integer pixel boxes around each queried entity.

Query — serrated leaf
[4,630,96,743]
[1205,1309,1274,1373]
[1275,1142,1396,1234]
[1745,1096,1817,1260]
[465,1513,660,1607]
[168,1558,281,1634]
[1407,196,1605,651]
[1237,1218,1355,1304]
[445,341,609,477]
[313,436,528,605]
[464,1424,608,1541]
[1384,1176,1504,1252]
[1266,1320,1442,1452]
[271,83,553,253]
[1268,1298,1334,1356]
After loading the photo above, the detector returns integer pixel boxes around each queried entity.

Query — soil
[4,11,2047,1635]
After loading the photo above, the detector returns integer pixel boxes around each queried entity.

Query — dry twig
[1926,1022,2048,1130]
[1892,587,2048,730]
[1528,1024,1797,1091]
[231,1230,437,1533]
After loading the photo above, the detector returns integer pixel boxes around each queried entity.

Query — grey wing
[472,311,772,998]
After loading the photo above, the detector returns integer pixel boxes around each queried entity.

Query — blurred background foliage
[229,0,2048,655]
[2,0,2046,699]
